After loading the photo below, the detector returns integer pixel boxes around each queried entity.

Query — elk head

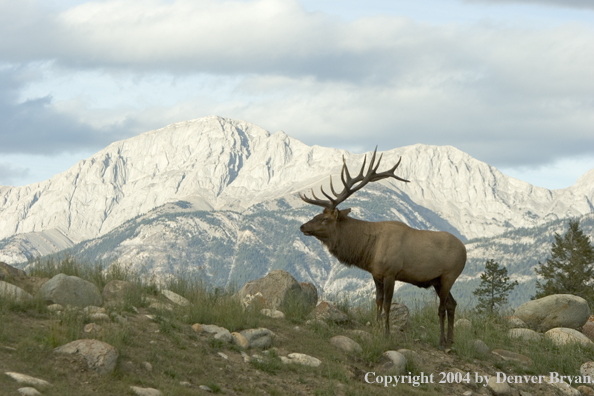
[299,147,409,240]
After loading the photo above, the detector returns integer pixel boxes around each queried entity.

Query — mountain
[1,116,593,307]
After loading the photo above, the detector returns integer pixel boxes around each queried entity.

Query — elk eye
[321,218,329,224]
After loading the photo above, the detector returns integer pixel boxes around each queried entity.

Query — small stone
[179,381,193,387]
[89,313,110,322]
[505,316,528,328]
[5,372,52,389]
[18,388,42,396]
[241,351,250,362]
[47,304,64,312]
[161,289,191,307]
[281,353,322,367]
[231,332,249,349]
[142,361,153,372]
[130,386,163,396]
[454,318,472,330]
[472,339,490,355]
[218,352,229,360]
[240,328,273,349]
[487,376,512,395]
[492,349,531,365]
[199,385,213,392]
[84,323,103,333]
[260,308,285,319]
[330,335,362,354]
[578,386,594,395]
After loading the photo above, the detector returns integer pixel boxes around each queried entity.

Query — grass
[3,257,594,395]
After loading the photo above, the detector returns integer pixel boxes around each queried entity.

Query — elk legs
[374,276,395,337]
[434,284,457,348]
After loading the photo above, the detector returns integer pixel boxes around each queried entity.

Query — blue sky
[1,0,593,189]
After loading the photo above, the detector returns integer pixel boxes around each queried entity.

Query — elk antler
[299,147,409,209]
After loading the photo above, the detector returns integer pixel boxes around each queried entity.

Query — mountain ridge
[1,115,593,267]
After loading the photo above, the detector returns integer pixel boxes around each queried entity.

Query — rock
[545,327,594,346]
[191,323,203,332]
[487,376,512,395]
[89,313,111,322]
[513,294,590,332]
[260,308,285,319]
[492,349,531,365]
[383,351,407,374]
[578,385,594,395]
[396,349,420,363]
[102,280,136,304]
[281,353,322,367]
[4,372,52,389]
[240,328,273,349]
[330,336,362,354]
[472,339,491,355]
[84,323,103,333]
[505,316,528,328]
[231,332,249,349]
[583,321,594,342]
[311,301,349,323]
[47,304,64,312]
[581,361,594,384]
[161,289,190,306]
[508,328,542,342]
[199,385,213,392]
[37,273,102,308]
[54,339,119,375]
[18,388,42,396]
[454,318,472,330]
[130,386,163,396]
[235,270,315,311]
[202,324,233,343]
[545,377,581,395]
[0,280,33,302]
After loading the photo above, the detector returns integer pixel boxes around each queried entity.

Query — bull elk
[299,148,466,347]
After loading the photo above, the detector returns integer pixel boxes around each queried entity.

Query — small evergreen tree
[534,219,594,304]
[473,259,518,314]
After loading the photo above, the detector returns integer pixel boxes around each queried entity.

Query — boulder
[387,303,410,330]
[0,262,48,295]
[545,327,594,346]
[0,262,27,281]
[583,316,594,342]
[513,294,590,331]
[299,282,318,308]
[310,301,349,323]
[0,280,33,302]
[37,273,102,308]
[383,351,407,374]
[235,270,316,312]
[330,335,362,354]
[507,328,542,342]
[281,353,322,367]
[54,339,118,375]
[161,289,190,307]
[240,328,274,349]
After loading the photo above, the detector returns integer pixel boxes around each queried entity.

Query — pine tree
[534,219,594,304]
[473,259,518,314]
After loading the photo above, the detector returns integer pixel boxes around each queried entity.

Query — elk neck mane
[325,216,377,271]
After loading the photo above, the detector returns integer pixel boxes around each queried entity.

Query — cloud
[0,161,30,186]
[0,0,592,170]
[465,0,594,10]
[0,66,134,155]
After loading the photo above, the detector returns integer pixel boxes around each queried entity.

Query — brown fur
[301,207,466,347]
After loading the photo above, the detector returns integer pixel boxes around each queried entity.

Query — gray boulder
[513,294,590,331]
[37,273,102,308]
[54,339,118,374]
[235,270,316,312]
[0,280,33,302]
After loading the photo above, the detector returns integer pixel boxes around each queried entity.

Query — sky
[0,0,593,190]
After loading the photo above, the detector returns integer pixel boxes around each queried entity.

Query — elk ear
[339,208,352,217]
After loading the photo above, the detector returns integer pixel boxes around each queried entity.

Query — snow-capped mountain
[1,116,593,306]
[1,116,592,247]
